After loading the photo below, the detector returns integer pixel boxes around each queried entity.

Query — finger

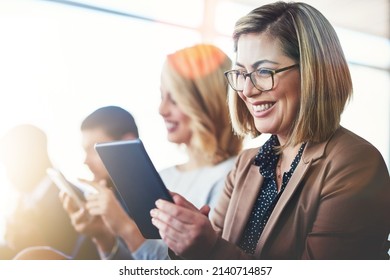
[89,179,108,192]
[170,193,199,212]
[151,215,181,242]
[85,192,100,202]
[168,191,197,210]
[62,193,80,213]
[150,204,194,235]
[155,198,200,225]
[151,216,193,256]
[77,178,92,184]
[85,184,111,201]
[58,191,66,203]
[85,200,107,216]
[199,205,211,217]
[71,208,92,224]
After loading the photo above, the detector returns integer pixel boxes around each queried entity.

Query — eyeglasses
[224,64,299,92]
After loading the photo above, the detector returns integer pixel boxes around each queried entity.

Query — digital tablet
[95,139,173,239]
[46,168,97,208]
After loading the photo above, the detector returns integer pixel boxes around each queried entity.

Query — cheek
[176,108,190,124]
[237,92,251,110]
[237,91,246,102]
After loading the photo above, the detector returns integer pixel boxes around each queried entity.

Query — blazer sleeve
[302,140,390,259]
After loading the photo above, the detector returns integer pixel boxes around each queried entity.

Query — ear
[121,132,137,141]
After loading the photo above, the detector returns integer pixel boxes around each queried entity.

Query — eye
[256,68,272,77]
[232,69,247,76]
[167,93,177,105]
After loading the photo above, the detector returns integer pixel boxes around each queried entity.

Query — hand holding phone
[47,168,97,208]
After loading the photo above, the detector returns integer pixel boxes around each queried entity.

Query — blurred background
[0,0,389,243]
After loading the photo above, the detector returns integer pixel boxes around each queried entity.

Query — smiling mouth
[165,121,178,132]
[252,103,274,113]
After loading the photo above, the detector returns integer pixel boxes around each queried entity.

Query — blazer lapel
[223,163,263,243]
[255,140,328,256]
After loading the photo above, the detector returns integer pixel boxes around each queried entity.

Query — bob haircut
[162,44,243,164]
[229,1,353,147]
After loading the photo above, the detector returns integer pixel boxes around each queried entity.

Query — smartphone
[46,168,97,208]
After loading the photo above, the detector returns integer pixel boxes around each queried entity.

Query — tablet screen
[95,139,173,239]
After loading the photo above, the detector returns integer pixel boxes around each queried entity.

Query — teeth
[165,122,176,130]
[253,103,273,112]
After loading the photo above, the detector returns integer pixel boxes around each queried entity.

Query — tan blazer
[208,127,390,259]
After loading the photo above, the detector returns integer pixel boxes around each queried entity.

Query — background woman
[67,44,243,260]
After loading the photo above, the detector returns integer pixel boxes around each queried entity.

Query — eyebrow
[235,59,278,69]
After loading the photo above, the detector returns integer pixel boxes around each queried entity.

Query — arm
[302,143,390,259]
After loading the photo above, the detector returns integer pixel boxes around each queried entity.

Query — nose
[83,152,92,167]
[158,98,169,117]
[242,76,261,98]
[83,155,89,167]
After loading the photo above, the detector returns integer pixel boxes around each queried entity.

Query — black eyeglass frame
[224,64,299,92]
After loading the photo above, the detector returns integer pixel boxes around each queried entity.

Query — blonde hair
[163,44,243,164]
[229,1,353,147]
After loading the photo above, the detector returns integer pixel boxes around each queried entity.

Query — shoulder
[212,157,237,172]
[305,127,389,190]
[326,127,385,165]
[304,126,386,166]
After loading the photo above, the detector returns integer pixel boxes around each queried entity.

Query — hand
[150,192,218,259]
[59,187,118,254]
[82,180,146,252]
[60,191,104,237]
[83,180,132,236]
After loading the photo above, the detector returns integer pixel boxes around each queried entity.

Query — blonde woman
[151,2,390,259]
[69,44,243,260]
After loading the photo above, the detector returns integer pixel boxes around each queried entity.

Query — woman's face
[235,33,300,143]
[159,84,192,146]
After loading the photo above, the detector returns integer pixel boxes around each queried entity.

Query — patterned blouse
[238,135,306,255]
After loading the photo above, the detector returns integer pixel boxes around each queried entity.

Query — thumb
[199,205,211,217]
[77,178,107,195]
[95,179,108,191]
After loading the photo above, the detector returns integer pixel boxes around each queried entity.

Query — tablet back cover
[95,139,173,239]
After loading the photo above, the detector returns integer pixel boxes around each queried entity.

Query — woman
[151,2,390,259]
[74,44,243,260]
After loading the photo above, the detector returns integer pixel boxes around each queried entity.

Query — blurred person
[61,105,139,258]
[151,2,390,259]
[77,44,243,260]
[0,124,81,259]
[13,106,139,260]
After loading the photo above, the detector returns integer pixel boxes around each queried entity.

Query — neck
[277,144,301,175]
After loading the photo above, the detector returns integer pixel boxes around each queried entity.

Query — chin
[167,135,181,144]
[255,125,274,135]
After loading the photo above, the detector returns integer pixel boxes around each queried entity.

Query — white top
[159,156,237,215]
